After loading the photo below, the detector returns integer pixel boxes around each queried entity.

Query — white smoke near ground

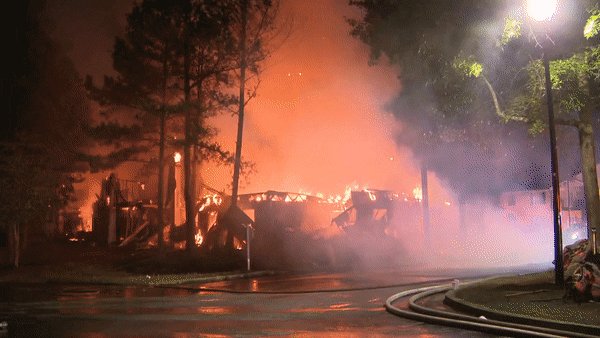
[252,180,557,273]
[317,197,555,272]
[422,200,554,269]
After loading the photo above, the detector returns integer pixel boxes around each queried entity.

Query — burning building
[90,167,425,270]
[195,189,424,269]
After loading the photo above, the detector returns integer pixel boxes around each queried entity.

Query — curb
[444,277,600,336]
[147,270,278,286]
[388,283,596,338]
[37,270,278,287]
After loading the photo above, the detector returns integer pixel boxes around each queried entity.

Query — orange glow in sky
[204,0,421,196]
[49,0,449,200]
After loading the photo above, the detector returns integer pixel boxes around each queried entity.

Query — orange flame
[412,186,423,202]
[195,232,203,246]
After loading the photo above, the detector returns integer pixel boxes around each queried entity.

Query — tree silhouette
[1,0,90,267]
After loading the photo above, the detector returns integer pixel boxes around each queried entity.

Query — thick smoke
[206,0,415,195]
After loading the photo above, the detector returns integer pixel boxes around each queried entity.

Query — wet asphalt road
[0,268,538,337]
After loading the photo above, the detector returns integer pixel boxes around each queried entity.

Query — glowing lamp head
[173,152,182,163]
[527,0,558,22]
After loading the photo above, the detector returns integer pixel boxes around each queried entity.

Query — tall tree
[178,0,238,252]
[87,0,184,249]
[178,0,278,252]
[230,0,279,206]
[88,0,238,251]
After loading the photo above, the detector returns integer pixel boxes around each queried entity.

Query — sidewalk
[445,270,600,336]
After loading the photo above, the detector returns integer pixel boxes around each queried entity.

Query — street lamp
[527,0,558,21]
[527,0,564,286]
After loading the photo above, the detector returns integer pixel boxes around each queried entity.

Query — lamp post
[527,0,564,286]
[173,152,184,228]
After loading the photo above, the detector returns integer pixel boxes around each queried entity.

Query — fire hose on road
[385,280,597,338]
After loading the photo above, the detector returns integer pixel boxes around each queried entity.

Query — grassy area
[0,238,247,285]
[451,272,600,327]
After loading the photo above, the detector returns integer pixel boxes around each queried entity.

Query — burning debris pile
[238,191,339,269]
[333,190,421,236]
[89,174,424,270]
[197,188,426,269]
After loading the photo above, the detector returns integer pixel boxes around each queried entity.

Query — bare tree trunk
[578,107,600,254]
[183,36,197,253]
[156,50,170,250]
[8,223,20,268]
[231,0,248,207]
[21,223,28,251]
[108,182,117,245]
[157,110,166,249]
[184,144,197,252]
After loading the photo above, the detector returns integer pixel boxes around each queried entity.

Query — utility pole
[543,52,564,286]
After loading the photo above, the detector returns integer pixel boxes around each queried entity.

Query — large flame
[198,194,223,212]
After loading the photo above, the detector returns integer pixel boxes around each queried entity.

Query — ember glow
[194,232,203,246]
[173,152,182,164]
[198,194,223,212]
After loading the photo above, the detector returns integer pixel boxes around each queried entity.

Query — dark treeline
[1,0,90,267]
